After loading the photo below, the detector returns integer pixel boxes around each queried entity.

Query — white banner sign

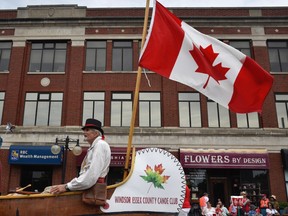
[101,148,185,213]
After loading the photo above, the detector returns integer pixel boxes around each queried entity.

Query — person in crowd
[199,192,209,215]
[248,204,257,216]
[215,203,223,216]
[49,118,111,194]
[217,198,223,205]
[256,207,263,216]
[203,201,216,216]
[218,201,229,216]
[178,181,191,216]
[241,191,251,215]
[260,194,269,216]
[269,195,280,212]
[266,203,280,216]
[229,198,238,216]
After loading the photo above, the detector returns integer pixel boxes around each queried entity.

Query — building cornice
[0,126,287,153]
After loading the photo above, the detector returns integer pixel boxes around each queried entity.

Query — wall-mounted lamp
[51,136,82,183]
[51,136,82,156]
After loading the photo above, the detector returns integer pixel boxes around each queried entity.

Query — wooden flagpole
[123,0,151,179]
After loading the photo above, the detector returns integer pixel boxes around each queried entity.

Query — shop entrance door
[209,177,228,207]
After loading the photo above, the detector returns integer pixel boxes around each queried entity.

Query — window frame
[28,41,67,73]
[139,92,161,127]
[207,99,231,128]
[112,40,133,71]
[110,92,133,127]
[23,92,63,126]
[228,40,252,58]
[85,40,107,72]
[236,113,260,128]
[0,92,5,124]
[0,41,12,72]
[275,93,288,128]
[82,92,105,125]
[178,92,202,128]
[267,40,288,73]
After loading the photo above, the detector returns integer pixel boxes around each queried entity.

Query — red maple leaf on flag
[189,44,230,89]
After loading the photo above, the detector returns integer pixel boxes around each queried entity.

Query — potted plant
[278,201,288,215]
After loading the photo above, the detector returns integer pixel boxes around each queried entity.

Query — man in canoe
[50,118,111,194]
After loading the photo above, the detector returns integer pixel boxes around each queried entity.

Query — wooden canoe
[0,188,177,216]
[0,148,177,216]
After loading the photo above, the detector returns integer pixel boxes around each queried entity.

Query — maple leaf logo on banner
[190,44,230,89]
[140,164,170,193]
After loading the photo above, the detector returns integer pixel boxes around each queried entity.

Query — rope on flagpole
[143,69,151,87]
[123,0,151,179]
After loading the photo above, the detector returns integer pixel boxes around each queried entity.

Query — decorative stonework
[48,8,55,17]
[40,77,50,87]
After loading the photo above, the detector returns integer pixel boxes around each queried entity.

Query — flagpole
[123,0,151,179]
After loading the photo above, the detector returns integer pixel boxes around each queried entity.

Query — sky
[1,0,288,9]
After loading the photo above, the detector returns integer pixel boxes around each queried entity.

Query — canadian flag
[139,0,274,113]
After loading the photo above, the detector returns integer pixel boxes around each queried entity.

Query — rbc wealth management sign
[9,145,62,165]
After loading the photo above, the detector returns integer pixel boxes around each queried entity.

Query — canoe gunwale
[0,147,136,201]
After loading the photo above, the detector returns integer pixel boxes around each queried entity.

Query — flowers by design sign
[180,149,269,169]
[101,148,185,213]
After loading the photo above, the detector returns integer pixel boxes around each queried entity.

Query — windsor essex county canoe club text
[114,196,178,205]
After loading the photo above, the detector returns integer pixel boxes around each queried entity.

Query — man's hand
[50,184,67,195]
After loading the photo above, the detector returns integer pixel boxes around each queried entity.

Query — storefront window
[76,166,125,186]
[186,169,207,199]
[20,165,52,192]
[107,167,124,185]
[240,170,269,206]
[285,170,288,198]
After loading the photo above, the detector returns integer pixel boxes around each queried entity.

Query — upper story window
[236,113,259,128]
[23,92,63,126]
[29,42,67,72]
[112,41,133,71]
[178,92,201,127]
[0,42,12,72]
[82,92,105,125]
[207,99,230,128]
[268,41,288,72]
[139,92,161,127]
[111,92,132,127]
[0,92,5,124]
[275,94,288,128]
[85,41,106,71]
[139,41,142,55]
[228,40,252,57]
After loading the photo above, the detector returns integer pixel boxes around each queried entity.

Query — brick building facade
[0,4,288,208]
